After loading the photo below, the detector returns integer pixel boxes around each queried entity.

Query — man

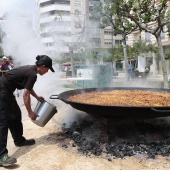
[0,55,55,166]
[127,59,132,81]
[0,56,12,71]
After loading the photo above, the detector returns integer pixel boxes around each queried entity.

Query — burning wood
[61,119,170,160]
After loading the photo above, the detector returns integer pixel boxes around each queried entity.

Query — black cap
[36,55,55,72]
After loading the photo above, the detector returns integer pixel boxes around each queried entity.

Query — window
[104,41,112,45]
[46,42,55,47]
[91,38,101,47]
[89,27,101,35]
[49,0,70,5]
[74,0,82,6]
[104,30,112,35]
[115,40,121,45]
[40,1,51,7]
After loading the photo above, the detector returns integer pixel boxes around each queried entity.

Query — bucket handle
[50,95,59,99]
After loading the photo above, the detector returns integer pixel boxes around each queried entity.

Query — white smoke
[2,13,46,65]
[0,0,35,16]
[1,11,87,128]
[0,5,100,128]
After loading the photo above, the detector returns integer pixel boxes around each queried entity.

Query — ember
[61,118,170,160]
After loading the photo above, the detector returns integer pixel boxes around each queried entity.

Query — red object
[61,62,71,66]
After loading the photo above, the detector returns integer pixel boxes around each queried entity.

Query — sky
[0,0,35,17]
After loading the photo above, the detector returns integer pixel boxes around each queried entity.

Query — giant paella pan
[50,87,170,119]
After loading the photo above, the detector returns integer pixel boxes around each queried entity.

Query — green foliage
[131,39,157,56]
[106,39,158,61]
[106,45,124,61]
[90,2,103,21]
[89,0,169,62]
[68,40,158,64]
[90,0,138,39]
[72,48,103,63]
[112,0,170,36]
[57,55,70,64]
[164,49,170,59]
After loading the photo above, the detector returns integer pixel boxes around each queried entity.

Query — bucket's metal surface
[32,100,57,127]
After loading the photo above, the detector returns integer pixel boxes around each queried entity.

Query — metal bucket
[32,100,57,127]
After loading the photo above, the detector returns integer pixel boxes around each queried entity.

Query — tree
[76,48,104,64]
[112,0,170,88]
[106,45,124,62]
[91,1,138,80]
[164,49,170,58]
[132,39,158,57]
[106,39,157,63]
[40,10,87,77]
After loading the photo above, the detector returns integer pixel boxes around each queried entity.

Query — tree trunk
[156,36,169,88]
[69,47,75,77]
[122,40,128,80]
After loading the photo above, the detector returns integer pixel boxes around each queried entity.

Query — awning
[61,62,71,66]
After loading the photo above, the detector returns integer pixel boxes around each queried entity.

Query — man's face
[39,65,49,75]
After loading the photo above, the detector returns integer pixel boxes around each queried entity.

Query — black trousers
[0,78,25,157]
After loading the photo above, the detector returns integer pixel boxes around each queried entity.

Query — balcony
[39,15,71,24]
[39,0,51,4]
[41,36,71,43]
[44,46,69,53]
[40,4,71,13]
[40,25,71,33]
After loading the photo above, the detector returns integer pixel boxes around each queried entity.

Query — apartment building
[127,24,170,48]
[35,0,71,57]
[71,0,122,49]
[70,0,87,44]
[35,0,122,58]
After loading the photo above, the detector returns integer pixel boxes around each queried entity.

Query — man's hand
[30,89,44,102]
[29,111,39,120]
[37,96,44,102]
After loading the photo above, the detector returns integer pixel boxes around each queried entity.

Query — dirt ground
[0,94,169,170]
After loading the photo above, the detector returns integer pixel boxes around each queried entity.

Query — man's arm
[30,89,44,102]
[23,89,38,120]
